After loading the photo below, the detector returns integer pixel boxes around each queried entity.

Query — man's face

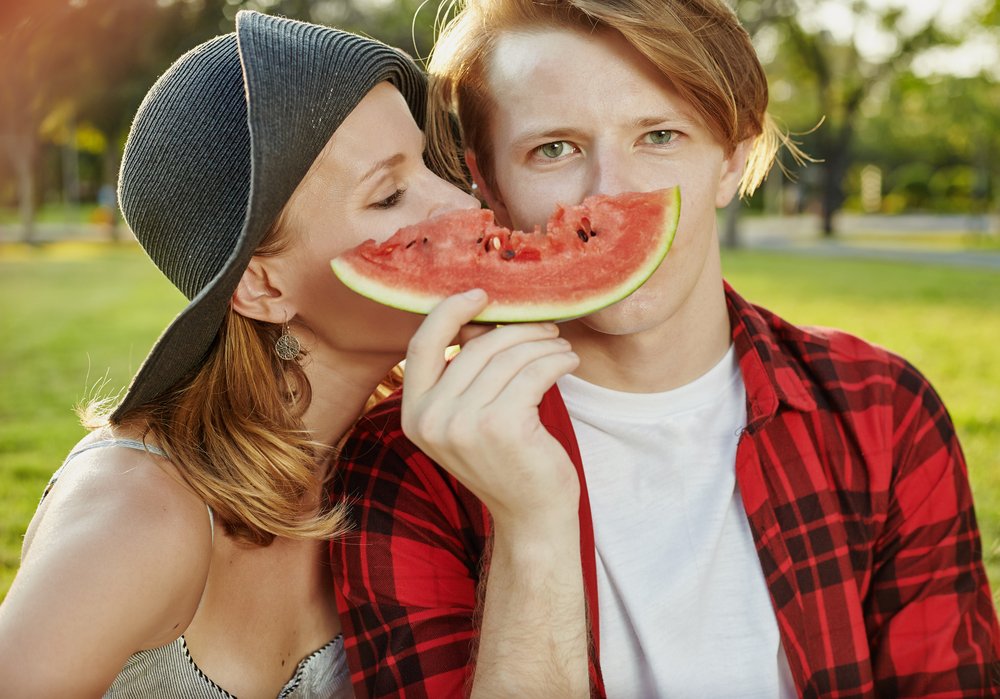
[474,27,747,338]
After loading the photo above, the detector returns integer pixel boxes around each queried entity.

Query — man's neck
[561,263,731,394]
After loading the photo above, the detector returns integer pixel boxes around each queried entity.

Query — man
[330,1,1000,696]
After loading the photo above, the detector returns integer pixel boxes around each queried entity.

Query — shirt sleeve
[867,357,1000,696]
[329,396,488,699]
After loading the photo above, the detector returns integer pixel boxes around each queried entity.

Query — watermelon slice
[331,186,680,323]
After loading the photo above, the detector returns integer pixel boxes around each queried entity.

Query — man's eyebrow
[359,152,406,185]
[633,114,697,129]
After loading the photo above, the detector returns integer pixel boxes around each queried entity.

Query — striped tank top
[46,439,353,699]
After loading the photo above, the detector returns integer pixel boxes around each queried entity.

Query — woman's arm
[0,446,212,696]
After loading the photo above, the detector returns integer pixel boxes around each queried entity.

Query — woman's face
[272,82,478,359]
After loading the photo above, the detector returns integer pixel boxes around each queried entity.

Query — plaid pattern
[330,282,1000,698]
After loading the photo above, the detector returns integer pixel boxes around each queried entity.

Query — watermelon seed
[423,237,429,244]
[492,237,502,250]
[577,229,589,243]
[405,240,416,249]
[590,230,598,238]
[476,237,483,244]
[501,249,516,260]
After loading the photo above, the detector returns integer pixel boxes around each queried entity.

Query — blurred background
[1,0,998,244]
[1,0,998,597]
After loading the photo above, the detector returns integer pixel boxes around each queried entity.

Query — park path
[742,237,1000,270]
[733,213,1000,270]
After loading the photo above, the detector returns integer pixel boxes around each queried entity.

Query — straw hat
[111,10,425,420]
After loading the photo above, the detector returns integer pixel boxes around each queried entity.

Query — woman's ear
[232,257,292,324]
[465,149,512,228]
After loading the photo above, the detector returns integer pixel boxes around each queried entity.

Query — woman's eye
[644,130,676,145]
[372,188,406,210]
[535,141,576,159]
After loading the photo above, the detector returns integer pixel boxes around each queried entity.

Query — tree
[735,0,981,235]
[0,0,170,242]
[0,1,87,243]
[853,70,1000,216]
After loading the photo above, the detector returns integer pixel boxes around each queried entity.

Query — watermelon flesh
[330,186,680,323]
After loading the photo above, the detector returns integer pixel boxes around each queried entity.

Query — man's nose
[586,147,640,198]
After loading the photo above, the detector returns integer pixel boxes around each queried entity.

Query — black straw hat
[111,10,426,421]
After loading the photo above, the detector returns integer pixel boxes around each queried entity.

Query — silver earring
[275,319,301,361]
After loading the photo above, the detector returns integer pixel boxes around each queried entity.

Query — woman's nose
[429,180,480,219]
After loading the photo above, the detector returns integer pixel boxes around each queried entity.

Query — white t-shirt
[557,345,796,698]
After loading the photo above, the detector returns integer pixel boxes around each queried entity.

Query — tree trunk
[102,141,123,242]
[63,116,80,208]
[818,127,854,238]
[820,164,838,237]
[14,143,38,245]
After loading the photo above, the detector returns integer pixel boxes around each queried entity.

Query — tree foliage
[734,0,996,234]
[2,0,997,241]
[0,0,442,241]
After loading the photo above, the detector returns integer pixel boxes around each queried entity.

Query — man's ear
[715,138,754,209]
[465,149,512,228]
[232,257,292,324]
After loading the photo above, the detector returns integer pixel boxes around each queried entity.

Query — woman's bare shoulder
[25,429,213,562]
[0,431,214,693]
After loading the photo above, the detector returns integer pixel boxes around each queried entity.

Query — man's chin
[570,294,668,338]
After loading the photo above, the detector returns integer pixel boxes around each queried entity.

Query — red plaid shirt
[330,282,1000,698]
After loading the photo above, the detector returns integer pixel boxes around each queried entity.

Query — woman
[0,10,579,697]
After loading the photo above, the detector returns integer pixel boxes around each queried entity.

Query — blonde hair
[81,220,393,546]
[427,0,803,198]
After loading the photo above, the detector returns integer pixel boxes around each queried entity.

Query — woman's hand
[401,290,581,529]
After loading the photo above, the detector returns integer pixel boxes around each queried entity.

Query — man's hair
[427,0,798,198]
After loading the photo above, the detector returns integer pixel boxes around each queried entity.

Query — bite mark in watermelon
[330,186,680,323]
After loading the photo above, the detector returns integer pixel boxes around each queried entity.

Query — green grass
[0,243,997,604]
[842,231,1000,252]
[0,242,183,596]
[0,203,105,225]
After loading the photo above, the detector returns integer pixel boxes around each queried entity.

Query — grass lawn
[0,243,184,597]
[1,243,997,604]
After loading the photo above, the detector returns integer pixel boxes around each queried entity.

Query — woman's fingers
[404,290,489,398]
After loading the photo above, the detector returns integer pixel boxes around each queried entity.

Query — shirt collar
[725,281,818,428]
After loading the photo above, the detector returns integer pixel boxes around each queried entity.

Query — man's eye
[644,130,676,145]
[535,141,575,159]
[372,188,406,209]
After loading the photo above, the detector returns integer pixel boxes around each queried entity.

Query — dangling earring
[275,316,301,361]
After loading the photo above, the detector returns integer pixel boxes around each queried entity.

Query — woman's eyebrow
[359,152,406,184]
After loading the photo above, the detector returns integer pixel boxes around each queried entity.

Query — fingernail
[463,289,486,300]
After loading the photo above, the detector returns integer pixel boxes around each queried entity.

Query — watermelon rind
[331,187,681,323]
